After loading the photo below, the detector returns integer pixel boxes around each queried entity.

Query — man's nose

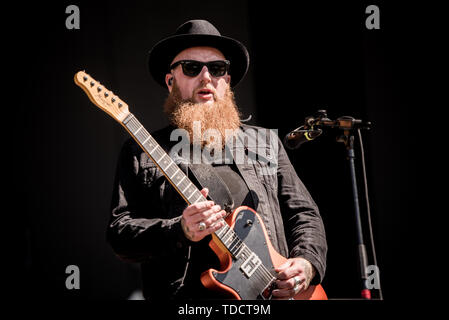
[198,66,212,83]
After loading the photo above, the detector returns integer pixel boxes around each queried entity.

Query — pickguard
[213,209,276,299]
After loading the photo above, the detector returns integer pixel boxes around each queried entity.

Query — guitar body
[201,206,327,300]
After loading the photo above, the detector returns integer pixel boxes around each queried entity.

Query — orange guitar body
[201,206,327,300]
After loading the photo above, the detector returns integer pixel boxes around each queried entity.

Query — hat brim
[148,33,249,88]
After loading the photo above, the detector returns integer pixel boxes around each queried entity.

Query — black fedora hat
[148,19,249,88]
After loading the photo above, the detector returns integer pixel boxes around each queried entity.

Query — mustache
[193,86,217,99]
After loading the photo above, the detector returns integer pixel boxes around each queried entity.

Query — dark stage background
[9,0,423,301]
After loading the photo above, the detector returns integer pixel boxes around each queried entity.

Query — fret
[225,233,235,247]
[127,117,141,132]
[222,229,234,247]
[154,149,167,163]
[190,189,206,203]
[216,223,227,237]
[143,137,156,150]
[215,228,242,259]
[149,144,159,154]
[196,191,206,203]
[165,161,173,170]
[216,224,229,239]
[234,243,245,257]
[173,172,186,185]
[177,179,189,192]
[183,183,197,199]
[191,192,204,204]
[170,167,180,179]
[134,125,143,134]
[131,117,140,128]
[181,181,193,194]
[229,237,243,255]
[125,116,147,144]
[158,153,173,171]
[164,164,177,179]
[135,128,148,143]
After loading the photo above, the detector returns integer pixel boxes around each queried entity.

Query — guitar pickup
[240,252,262,278]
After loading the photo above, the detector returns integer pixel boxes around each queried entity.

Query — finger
[208,219,226,232]
[183,209,225,242]
[189,205,222,224]
[271,286,298,299]
[183,200,215,217]
[275,277,297,290]
[203,210,227,227]
[278,268,300,281]
[200,188,209,198]
[191,219,226,241]
[276,264,298,281]
[273,282,305,299]
[275,260,293,273]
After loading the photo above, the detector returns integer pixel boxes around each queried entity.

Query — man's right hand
[180,188,227,242]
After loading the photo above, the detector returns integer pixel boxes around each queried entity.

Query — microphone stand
[337,129,371,299]
[292,110,375,299]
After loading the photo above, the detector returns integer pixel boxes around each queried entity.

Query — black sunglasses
[169,60,230,78]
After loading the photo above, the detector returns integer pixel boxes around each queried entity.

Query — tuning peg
[97,86,102,92]
[90,81,95,87]
[111,97,116,103]
[118,102,123,108]
[104,92,109,97]
[83,76,88,81]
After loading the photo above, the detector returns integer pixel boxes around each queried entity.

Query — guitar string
[127,116,277,288]
[229,237,276,285]
[222,226,276,285]
[126,117,197,201]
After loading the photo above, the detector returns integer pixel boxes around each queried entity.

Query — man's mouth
[196,88,215,101]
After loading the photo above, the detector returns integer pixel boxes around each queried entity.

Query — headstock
[74,71,130,123]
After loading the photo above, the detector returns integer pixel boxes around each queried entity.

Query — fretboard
[122,113,244,257]
[123,113,204,204]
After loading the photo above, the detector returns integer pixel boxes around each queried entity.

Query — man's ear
[165,74,174,92]
[225,74,231,84]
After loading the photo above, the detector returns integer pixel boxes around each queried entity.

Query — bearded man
[107,20,327,301]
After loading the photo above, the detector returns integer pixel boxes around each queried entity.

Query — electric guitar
[74,71,327,300]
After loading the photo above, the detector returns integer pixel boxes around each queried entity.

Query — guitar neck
[121,113,243,257]
[122,113,204,205]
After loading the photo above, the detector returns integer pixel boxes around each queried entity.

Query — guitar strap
[188,163,234,214]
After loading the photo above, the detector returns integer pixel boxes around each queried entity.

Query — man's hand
[181,188,227,242]
[272,257,316,299]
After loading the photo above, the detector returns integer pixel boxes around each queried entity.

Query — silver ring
[293,283,300,294]
[198,222,207,231]
[294,276,301,286]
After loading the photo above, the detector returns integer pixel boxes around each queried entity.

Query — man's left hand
[272,257,316,299]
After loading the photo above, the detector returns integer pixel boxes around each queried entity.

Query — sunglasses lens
[182,61,202,77]
[208,61,227,77]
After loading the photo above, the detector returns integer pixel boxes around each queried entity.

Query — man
[107,20,327,300]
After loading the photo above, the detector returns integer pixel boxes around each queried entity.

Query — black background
[7,0,435,303]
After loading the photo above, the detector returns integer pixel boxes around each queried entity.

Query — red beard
[164,81,241,149]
